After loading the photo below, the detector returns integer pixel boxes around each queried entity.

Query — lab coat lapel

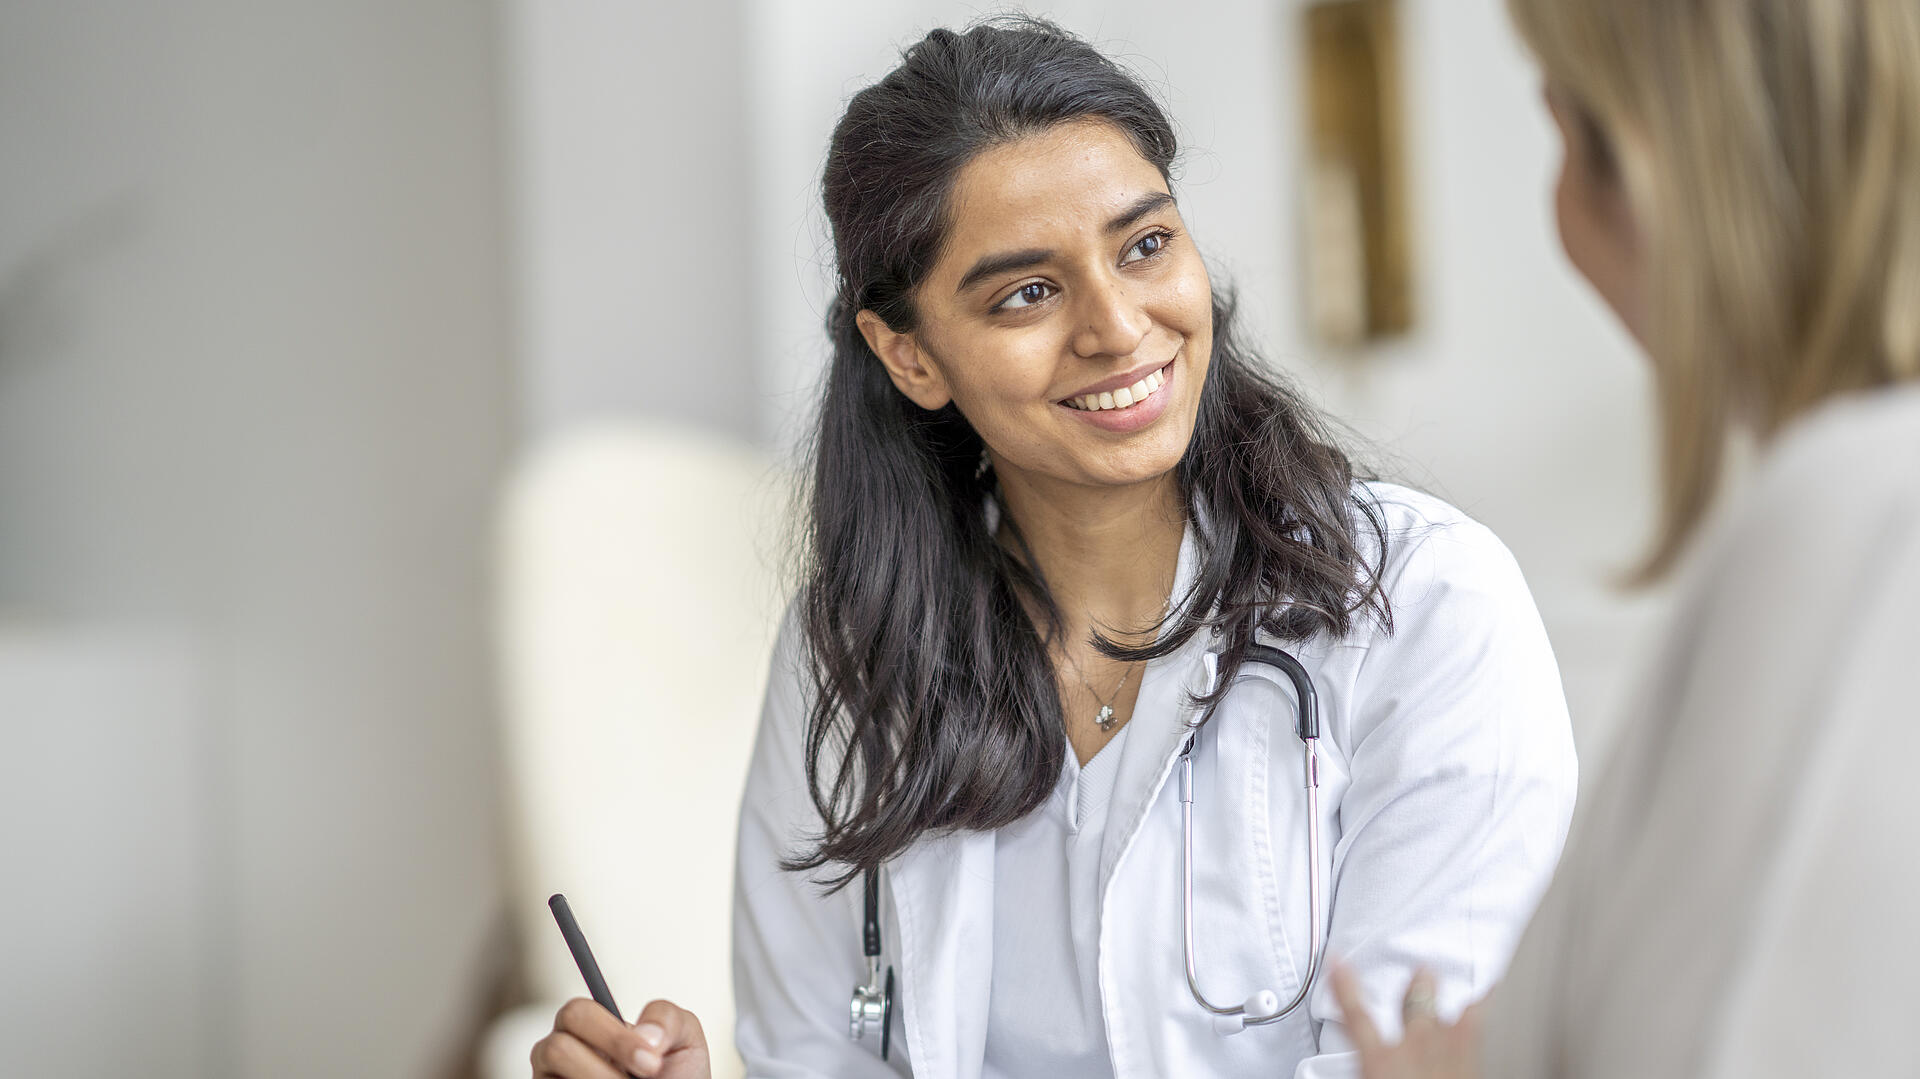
[890,827,994,1079]
[1098,514,1213,889]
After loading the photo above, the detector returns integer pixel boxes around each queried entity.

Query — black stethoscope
[849,865,895,1058]
[850,642,1322,1056]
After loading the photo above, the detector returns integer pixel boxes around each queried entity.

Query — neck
[994,465,1187,648]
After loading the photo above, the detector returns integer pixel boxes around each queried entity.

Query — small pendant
[1095,704,1117,732]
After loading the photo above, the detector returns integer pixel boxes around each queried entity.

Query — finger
[1401,967,1440,1030]
[631,999,709,1075]
[530,1030,627,1079]
[554,997,653,1076]
[1328,961,1383,1052]
[1450,999,1489,1062]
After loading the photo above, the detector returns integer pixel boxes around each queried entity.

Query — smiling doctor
[530,18,1576,1079]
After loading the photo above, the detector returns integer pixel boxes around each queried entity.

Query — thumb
[629,998,708,1077]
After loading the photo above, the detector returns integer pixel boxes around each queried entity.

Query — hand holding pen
[532,894,713,1079]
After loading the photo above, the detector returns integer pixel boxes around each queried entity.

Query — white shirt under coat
[983,723,1132,1078]
[732,482,1579,1078]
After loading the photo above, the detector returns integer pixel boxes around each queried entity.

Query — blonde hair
[1507,0,1920,580]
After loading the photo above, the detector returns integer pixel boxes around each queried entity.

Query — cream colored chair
[483,423,788,1079]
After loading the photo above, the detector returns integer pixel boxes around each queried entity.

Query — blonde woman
[1331,1,1920,1076]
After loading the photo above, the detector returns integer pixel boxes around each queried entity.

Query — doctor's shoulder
[737,594,904,853]
[1334,480,1575,759]
[734,597,836,839]
[1345,480,1552,635]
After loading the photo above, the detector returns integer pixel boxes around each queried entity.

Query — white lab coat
[733,483,1578,1078]
[1482,384,1920,1078]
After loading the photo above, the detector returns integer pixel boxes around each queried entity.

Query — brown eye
[997,281,1053,311]
[1124,230,1172,264]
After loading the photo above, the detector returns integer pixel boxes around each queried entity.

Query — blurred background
[0,1,1664,1077]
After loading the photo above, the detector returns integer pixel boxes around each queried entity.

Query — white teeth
[1067,365,1170,411]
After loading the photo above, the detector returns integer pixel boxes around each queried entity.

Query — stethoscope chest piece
[849,866,896,1059]
[848,964,894,1059]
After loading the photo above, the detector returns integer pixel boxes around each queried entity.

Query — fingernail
[631,1047,656,1073]
[636,1022,665,1050]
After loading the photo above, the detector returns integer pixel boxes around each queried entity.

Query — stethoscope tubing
[853,640,1324,1051]
[1179,640,1325,1029]
[1180,734,1324,1026]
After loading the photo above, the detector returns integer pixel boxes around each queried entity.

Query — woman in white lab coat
[1330,2,1920,1077]
[531,18,1576,1079]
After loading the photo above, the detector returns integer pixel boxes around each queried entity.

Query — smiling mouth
[1061,360,1174,412]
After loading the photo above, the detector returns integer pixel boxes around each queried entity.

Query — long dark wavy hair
[789,17,1391,887]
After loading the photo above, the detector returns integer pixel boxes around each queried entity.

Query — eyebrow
[954,190,1178,296]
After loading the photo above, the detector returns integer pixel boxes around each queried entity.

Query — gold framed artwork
[1301,0,1415,347]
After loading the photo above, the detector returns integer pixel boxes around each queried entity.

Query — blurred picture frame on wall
[1301,0,1415,349]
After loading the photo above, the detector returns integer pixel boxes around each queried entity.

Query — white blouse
[983,725,1133,1078]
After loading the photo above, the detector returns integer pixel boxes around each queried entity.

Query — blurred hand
[1330,963,1485,1079]
[531,997,711,1079]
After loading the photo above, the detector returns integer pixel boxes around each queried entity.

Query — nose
[1069,274,1151,360]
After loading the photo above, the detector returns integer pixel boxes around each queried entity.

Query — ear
[857,309,953,411]
[1546,85,1637,237]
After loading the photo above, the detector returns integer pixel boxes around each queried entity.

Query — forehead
[937,121,1170,261]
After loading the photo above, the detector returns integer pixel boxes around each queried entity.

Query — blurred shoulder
[1749,384,1920,524]
[1690,384,1920,610]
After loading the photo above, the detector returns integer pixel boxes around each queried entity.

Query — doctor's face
[861,120,1213,493]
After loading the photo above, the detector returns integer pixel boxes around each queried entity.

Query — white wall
[0,3,512,1077]
[745,0,1668,753]
[506,0,760,442]
[0,628,217,1075]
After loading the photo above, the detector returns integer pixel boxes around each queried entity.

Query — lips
[1057,355,1178,433]
[1060,357,1176,402]
[1060,358,1176,413]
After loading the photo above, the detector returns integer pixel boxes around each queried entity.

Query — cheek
[1553,163,1581,268]
[1173,257,1215,377]
[1554,163,1605,289]
[1176,251,1213,324]
[935,336,1062,439]
[1152,252,1215,355]
[1552,163,1647,343]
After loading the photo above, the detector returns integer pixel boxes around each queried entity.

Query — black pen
[549,893,623,1023]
